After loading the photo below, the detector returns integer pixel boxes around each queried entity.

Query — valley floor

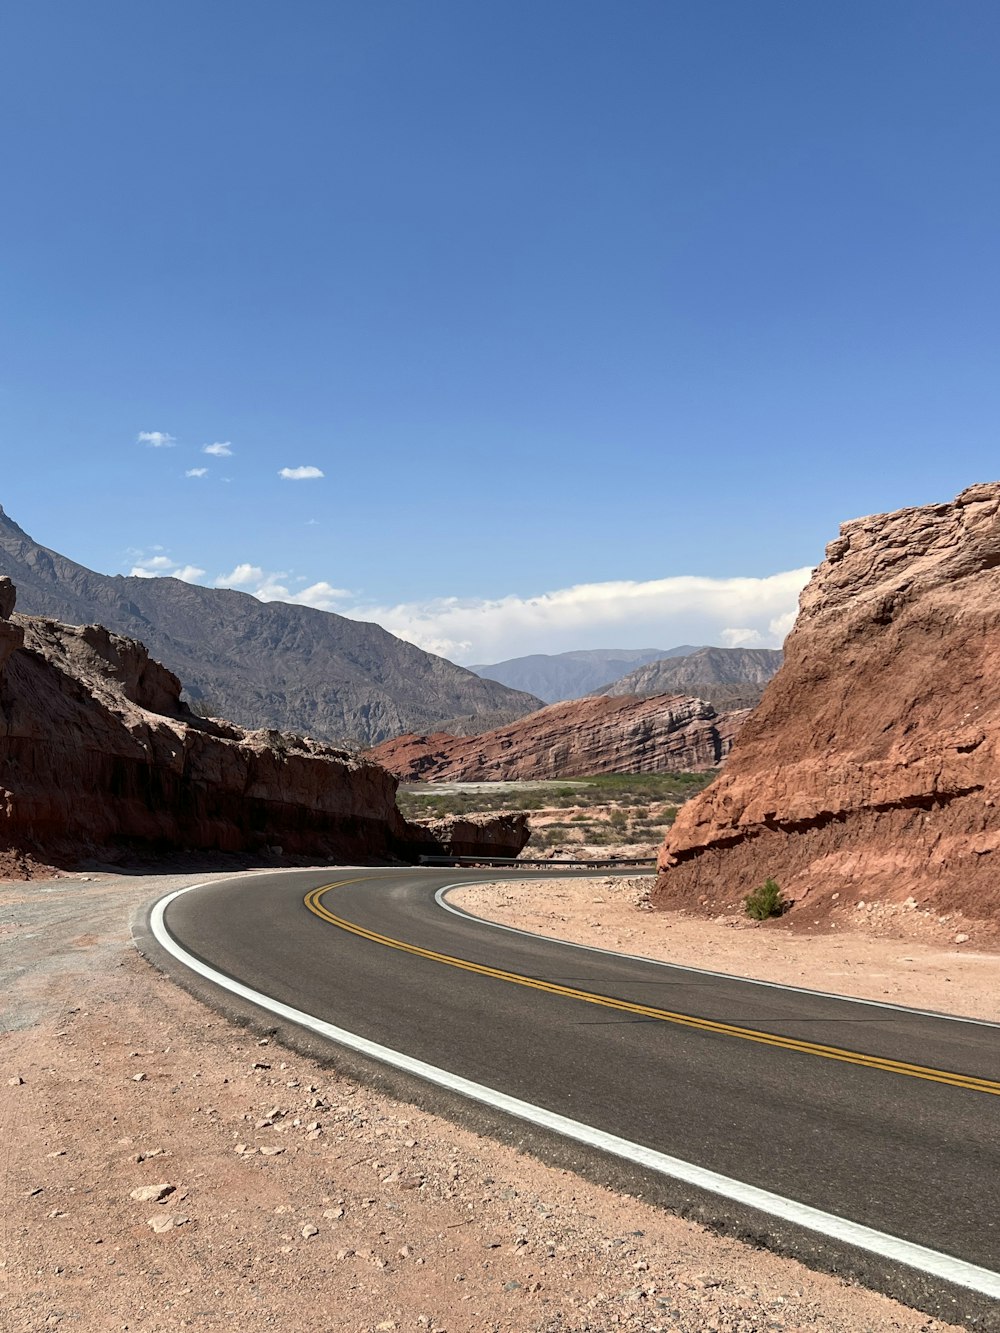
[0,866,987,1333]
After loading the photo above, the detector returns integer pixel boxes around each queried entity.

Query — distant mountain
[0,505,543,747]
[470,646,703,704]
[599,646,783,711]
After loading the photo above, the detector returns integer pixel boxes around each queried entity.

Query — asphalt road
[154,865,1000,1324]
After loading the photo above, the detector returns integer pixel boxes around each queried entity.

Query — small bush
[743,877,787,921]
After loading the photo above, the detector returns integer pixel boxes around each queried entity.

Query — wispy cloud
[202,441,233,457]
[278,465,324,481]
[128,552,205,583]
[137,430,176,448]
[214,563,351,610]
[132,555,174,572]
[185,467,208,478]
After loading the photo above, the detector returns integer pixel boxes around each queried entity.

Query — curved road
[148,866,1000,1326]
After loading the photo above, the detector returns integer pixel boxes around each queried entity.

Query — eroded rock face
[401,812,532,861]
[368,694,746,782]
[0,593,527,867]
[654,483,1000,925]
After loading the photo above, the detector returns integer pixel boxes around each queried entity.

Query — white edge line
[434,883,1000,1029]
[149,879,1000,1301]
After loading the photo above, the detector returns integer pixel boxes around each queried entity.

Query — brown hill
[0,579,528,869]
[653,483,1000,927]
[0,505,542,747]
[367,693,748,782]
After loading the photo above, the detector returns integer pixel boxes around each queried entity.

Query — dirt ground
[0,866,984,1333]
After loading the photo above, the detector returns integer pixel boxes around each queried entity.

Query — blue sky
[2,1,999,662]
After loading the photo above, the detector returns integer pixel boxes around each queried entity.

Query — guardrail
[416,854,656,869]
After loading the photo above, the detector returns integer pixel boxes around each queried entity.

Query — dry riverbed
[0,867,983,1332]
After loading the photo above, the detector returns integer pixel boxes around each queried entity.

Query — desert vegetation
[397,771,716,856]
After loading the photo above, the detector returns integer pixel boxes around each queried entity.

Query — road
[149,865,1000,1326]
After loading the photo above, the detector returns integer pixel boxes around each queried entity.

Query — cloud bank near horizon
[208,564,813,664]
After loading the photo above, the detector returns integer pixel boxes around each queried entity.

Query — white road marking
[435,882,1000,1028]
[148,879,1000,1301]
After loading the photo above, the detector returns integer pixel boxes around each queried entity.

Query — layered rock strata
[654,483,1000,925]
[368,694,746,782]
[0,580,526,866]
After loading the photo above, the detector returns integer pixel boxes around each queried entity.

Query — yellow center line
[303,878,1000,1098]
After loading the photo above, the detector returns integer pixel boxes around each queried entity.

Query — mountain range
[599,646,784,711]
[0,505,541,747]
[471,646,703,703]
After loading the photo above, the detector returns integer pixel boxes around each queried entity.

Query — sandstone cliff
[654,483,1000,926]
[367,694,747,782]
[0,580,528,868]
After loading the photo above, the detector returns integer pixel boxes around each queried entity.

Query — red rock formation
[0,579,527,868]
[367,694,747,782]
[654,483,1000,926]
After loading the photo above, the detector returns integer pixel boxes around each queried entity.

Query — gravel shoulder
[0,867,974,1332]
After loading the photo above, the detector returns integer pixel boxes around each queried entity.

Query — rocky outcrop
[400,812,531,861]
[653,484,1000,926]
[0,506,543,746]
[0,579,527,867]
[367,694,747,782]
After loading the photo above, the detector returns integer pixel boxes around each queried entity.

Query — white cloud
[128,551,204,583]
[720,627,765,648]
[209,562,812,663]
[185,467,208,478]
[214,564,351,610]
[349,569,813,663]
[137,430,176,448]
[279,465,324,480]
[215,563,266,588]
[203,441,233,457]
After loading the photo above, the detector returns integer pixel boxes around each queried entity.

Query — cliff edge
[654,483,1000,926]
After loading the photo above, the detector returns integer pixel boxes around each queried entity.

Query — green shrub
[743,877,787,921]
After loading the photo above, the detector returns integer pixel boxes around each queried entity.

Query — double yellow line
[304,878,1000,1098]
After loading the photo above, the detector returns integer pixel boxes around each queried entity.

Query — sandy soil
[450,877,1000,1024]
[0,868,975,1333]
